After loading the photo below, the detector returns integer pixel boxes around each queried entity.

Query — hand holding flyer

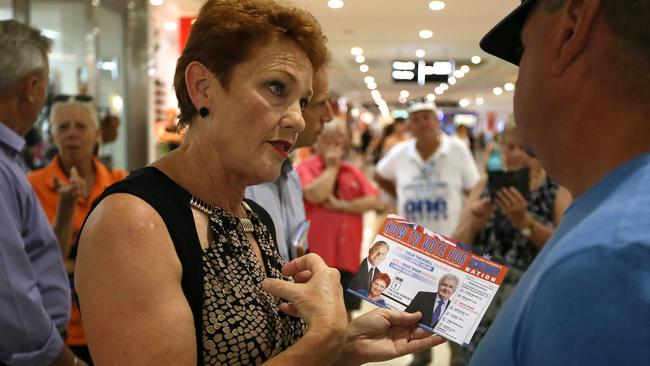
[347,214,509,346]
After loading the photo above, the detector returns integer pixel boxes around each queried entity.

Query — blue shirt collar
[0,122,26,156]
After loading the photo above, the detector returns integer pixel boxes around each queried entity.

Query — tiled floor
[352,210,451,366]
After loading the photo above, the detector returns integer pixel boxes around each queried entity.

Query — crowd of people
[1,0,648,365]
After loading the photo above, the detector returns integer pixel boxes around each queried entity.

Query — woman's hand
[262,253,348,343]
[495,187,532,229]
[469,196,494,230]
[334,309,446,366]
[323,195,349,212]
[323,143,344,168]
[55,167,86,207]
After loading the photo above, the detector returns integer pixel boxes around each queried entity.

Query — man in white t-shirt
[374,101,479,365]
[375,102,479,237]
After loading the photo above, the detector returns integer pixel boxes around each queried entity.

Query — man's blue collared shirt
[0,122,70,366]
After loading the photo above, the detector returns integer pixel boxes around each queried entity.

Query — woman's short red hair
[173,0,328,128]
[373,272,392,287]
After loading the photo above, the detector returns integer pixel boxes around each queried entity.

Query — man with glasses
[0,20,84,365]
[470,1,650,365]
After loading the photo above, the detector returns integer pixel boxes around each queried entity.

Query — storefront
[2,0,151,170]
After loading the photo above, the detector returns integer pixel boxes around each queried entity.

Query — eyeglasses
[52,94,94,104]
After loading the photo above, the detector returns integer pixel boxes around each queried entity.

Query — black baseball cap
[479,0,538,66]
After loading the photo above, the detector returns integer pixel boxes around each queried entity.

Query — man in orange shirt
[28,95,126,364]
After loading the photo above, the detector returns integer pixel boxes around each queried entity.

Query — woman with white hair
[28,95,127,364]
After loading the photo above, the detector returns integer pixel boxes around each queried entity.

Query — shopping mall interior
[1,0,520,173]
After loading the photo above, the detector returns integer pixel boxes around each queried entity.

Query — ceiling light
[360,64,369,73]
[400,90,410,98]
[435,87,444,95]
[355,55,365,63]
[428,1,446,11]
[367,82,377,90]
[471,55,482,64]
[350,47,364,56]
[475,96,485,105]
[419,29,433,39]
[371,90,381,99]
[440,83,449,91]
[504,82,515,91]
[364,76,375,84]
[327,0,344,9]
[459,98,470,108]
[453,70,465,78]
[399,96,408,104]
[448,76,457,85]
[426,93,436,102]
[163,21,177,31]
[460,65,470,73]
[415,49,426,58]
[350,108,360,118]
[493,87,504,96]
[149,0,164,6]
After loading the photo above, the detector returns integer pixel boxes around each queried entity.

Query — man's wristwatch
[520,218,535,238]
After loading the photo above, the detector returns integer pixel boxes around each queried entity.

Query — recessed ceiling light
[460,65,470,73]
[327,0,344,9]
[419,29,433,39]
[429,1,446,11]
[475,96,485,105]
[459,98,470,108]
[360,64,369,73]
[355,55,365,63]
[150,0,164,6]
[426,93,436,102]
[471,55,482,64]
[399,96,408,104]
[350,47,364,56]
[435,87,444,95]
[415,49,426,58]
[400,90,410,98]
[448,77,457,85]
[367,82,377,90]
[440,83,449,91]
[453,70,465,78]
[504,82,515,91]
[364,76,375,84]
[163,21,177,31]
[493,87,504,96]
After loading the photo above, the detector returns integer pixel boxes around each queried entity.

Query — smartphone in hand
[487,168,530,200]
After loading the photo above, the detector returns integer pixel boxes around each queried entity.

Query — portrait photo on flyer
[347,214,509,346]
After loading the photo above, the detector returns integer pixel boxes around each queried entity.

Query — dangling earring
[199,106,209,118]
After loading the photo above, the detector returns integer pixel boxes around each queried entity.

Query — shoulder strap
[83,167,205,365]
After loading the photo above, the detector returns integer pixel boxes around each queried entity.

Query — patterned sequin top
[198,202,307,365]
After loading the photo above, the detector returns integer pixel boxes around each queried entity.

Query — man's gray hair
[0,20,52,93]
[440,273,460,286]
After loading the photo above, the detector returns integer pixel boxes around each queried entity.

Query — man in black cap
[471,1,650,365]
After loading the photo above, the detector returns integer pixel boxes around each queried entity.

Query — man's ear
[185,61,217,111]
[551,0,601,75]
[22,71,45,104]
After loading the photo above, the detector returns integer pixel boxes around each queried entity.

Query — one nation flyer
[347,214,509,346]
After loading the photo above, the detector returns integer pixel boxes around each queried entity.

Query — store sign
[179,17,197,52]
[391,60,454,85]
